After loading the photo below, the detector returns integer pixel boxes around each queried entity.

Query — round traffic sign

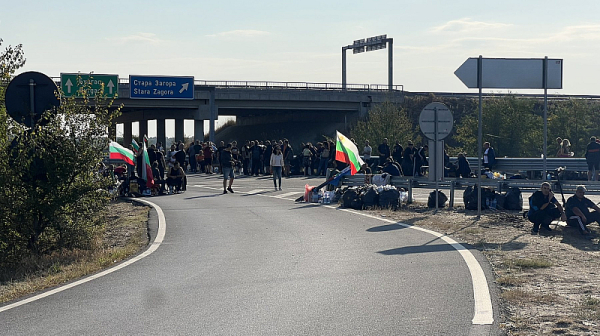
[5,71,60,128]
[418,102,454,140]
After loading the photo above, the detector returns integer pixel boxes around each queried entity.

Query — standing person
[251,140,263,176]
[302,144,312,176]
[270,145,284,190]
[220,143,236,194]
[215,141,226,173]
[231,141,241,173]
[203,142,214,174]
[585,136,600,181]
[392,141,403,164]
[415,145,428,177]
[282,139,293,177]
[527,182,567,233]
[318,142,330,176]
[174,143,186,172]
[483,142,496,170]
[377,138,391,166]
[188,141,197,173]
[565,185,600,235]
[241,140,251,175]
[155,146,166,180]
[555,137,563,157]
[401,141,416,176]
[457,153,472,178]
[363,140,372,166]
[193,140,203,173]
[263,140,273,176]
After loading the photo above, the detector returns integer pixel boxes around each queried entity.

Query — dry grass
[0,200,149,304]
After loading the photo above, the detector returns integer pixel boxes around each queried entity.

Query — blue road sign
[129,75,194,99]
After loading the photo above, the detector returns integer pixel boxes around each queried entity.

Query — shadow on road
[378,243,458,255]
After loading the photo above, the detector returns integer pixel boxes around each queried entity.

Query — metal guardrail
[339,174,600,207]
[462,157,589,173]
[50,77,404,92]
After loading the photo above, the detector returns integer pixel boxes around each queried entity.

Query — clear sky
[3,0,600,136]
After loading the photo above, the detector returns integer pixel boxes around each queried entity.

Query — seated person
[166,161,186,193]
[527,182,566,233]
[152,161,166,195]
[382,159,401,176]
[457,153,472,178]
[565,185,600,235]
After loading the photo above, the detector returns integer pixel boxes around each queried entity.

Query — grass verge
[0,200,149,304]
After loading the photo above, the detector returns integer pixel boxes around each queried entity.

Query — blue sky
[3,0,600,136]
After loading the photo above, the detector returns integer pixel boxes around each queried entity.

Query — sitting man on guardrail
[565,185,600,235]
[528,182,567,233]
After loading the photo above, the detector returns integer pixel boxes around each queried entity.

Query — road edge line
[0,199,166,314]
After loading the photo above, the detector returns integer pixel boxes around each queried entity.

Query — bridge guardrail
[51,77,404,93]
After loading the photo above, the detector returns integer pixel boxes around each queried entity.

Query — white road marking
[334,207,494,325]
[0,199,166,313]
[246,189,266,194]
[276,192,301,198]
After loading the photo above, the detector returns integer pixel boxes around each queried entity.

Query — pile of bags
[340,185,408,210]
[463,185,522,210]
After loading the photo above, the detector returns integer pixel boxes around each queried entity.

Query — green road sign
[60,73,119,98]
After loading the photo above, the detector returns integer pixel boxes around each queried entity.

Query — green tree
[350,101,415,155]
[0,39,26,142]
[1,73,122,263]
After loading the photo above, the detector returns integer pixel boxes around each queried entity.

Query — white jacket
[270,153,284,167]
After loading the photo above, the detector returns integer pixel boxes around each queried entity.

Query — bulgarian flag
[141,141,155,188]
[335,131,365,175]
[131,139,140,154]
[109,141,135,165]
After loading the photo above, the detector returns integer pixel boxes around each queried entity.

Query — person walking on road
[220,143,236,194]
[270,145,284,190]
[585,136,600,181]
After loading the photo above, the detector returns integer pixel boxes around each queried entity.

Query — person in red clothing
[203,142,214,174]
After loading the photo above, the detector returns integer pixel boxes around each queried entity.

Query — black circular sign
[5,71,60,127]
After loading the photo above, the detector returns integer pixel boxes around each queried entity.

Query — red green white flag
[131,139,140,154]
[109,141,135,165]
[141,142,155,188]
[335,131,365,175]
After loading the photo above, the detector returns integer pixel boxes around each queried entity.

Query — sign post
[60,73,118,98]
[419,102,454,211]
[455,56,563,217]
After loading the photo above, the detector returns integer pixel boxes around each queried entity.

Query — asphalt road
[1,174,501,335]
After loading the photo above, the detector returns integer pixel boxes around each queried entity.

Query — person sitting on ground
[527,182,567,233]
[152,161,166,195]
[456,153,472,178]
[565,185,600,235]
[382,158,401,176]
[166,161,186,193]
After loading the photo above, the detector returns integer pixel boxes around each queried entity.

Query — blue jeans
[318,158,329,176]
[272,166,282,187]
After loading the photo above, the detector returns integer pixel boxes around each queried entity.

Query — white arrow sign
[65,78,73,93]
[107,80,115,94]
[455,58,563,89]
[179,82,189,94]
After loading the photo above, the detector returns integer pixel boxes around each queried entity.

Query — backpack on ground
[361,186,379,208]
[505,187,523,210]
[379,188,400,209]
[428,190,448,208]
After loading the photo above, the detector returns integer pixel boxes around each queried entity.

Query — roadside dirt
[0,200,149,304]
[364,205,600,335]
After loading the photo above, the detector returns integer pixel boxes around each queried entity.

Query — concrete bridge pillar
[123,121,132,148]
[194,119,204,141]
[175,118,185,143]
[157,118,166,150]
[138,119,148,144]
